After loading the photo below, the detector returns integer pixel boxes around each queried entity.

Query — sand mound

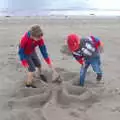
[4,67,105,120]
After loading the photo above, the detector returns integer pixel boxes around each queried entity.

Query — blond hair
[29,25,43,38]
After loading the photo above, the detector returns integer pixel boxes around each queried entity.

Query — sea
[0,0,120,17]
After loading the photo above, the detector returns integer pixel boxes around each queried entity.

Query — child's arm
[38,38,52,66]
[38,38,60,81]
[90,36,103,48]
[90,36,104,53]
[18,37,28,67]
[72,54,84,65]
[94,37,104,53]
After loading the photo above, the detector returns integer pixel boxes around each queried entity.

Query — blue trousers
[80,55,102,86]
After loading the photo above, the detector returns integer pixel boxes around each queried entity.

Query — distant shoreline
[0,15,120,21]
[0,10,120,17]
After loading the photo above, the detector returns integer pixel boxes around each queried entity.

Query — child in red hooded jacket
[67,34,104,86]
[18,25,58,88]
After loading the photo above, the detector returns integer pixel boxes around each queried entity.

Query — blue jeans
[80,55,102,86]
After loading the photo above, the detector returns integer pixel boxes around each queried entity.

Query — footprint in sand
[6,109,46,120]
[8,82,52,110]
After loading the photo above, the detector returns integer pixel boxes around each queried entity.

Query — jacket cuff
[45,58,52,65]
[78,59,84,65]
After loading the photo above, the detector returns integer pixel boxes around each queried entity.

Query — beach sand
[0,16,120,120]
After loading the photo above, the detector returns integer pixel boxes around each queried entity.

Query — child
[67,34,104,86]
[18,25,58,88]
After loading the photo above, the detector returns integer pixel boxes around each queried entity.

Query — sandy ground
[0,16,120,120]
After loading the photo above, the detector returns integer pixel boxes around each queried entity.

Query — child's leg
[90,56,102,81]
[26,56,37,87]
[80,63,90,86]
[31,52,47,82]
[31,52,42,75]
[26,72,34,85]
[35,65,42,76]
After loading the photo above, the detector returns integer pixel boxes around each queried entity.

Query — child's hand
[81,63,86,68]
[21,60,29,68]
[99,46,104,53]
[49,64,57,73]
[99,41,104,53]
[52,69,61,82]
[48,64,61,82]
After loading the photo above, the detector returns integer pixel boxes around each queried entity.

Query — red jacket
[18,32,51,65]
[73,36,103,65]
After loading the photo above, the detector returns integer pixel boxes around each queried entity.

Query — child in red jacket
[67,34,104,86]
[18,25,58,88]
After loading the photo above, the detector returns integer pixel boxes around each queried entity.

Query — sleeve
[94,37,104,48]
[38,38,52,65]
[90,36,103,49]
[18,36,28,62]
[72,53,84,65]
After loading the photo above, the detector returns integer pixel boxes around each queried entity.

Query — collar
[27,31,31,38]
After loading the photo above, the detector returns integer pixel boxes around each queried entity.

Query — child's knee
[28,66,36,72]
[91,63,100,72]
[36,64,41,68]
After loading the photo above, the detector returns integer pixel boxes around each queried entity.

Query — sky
[88,0,120,9]
[0,0,120,10]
